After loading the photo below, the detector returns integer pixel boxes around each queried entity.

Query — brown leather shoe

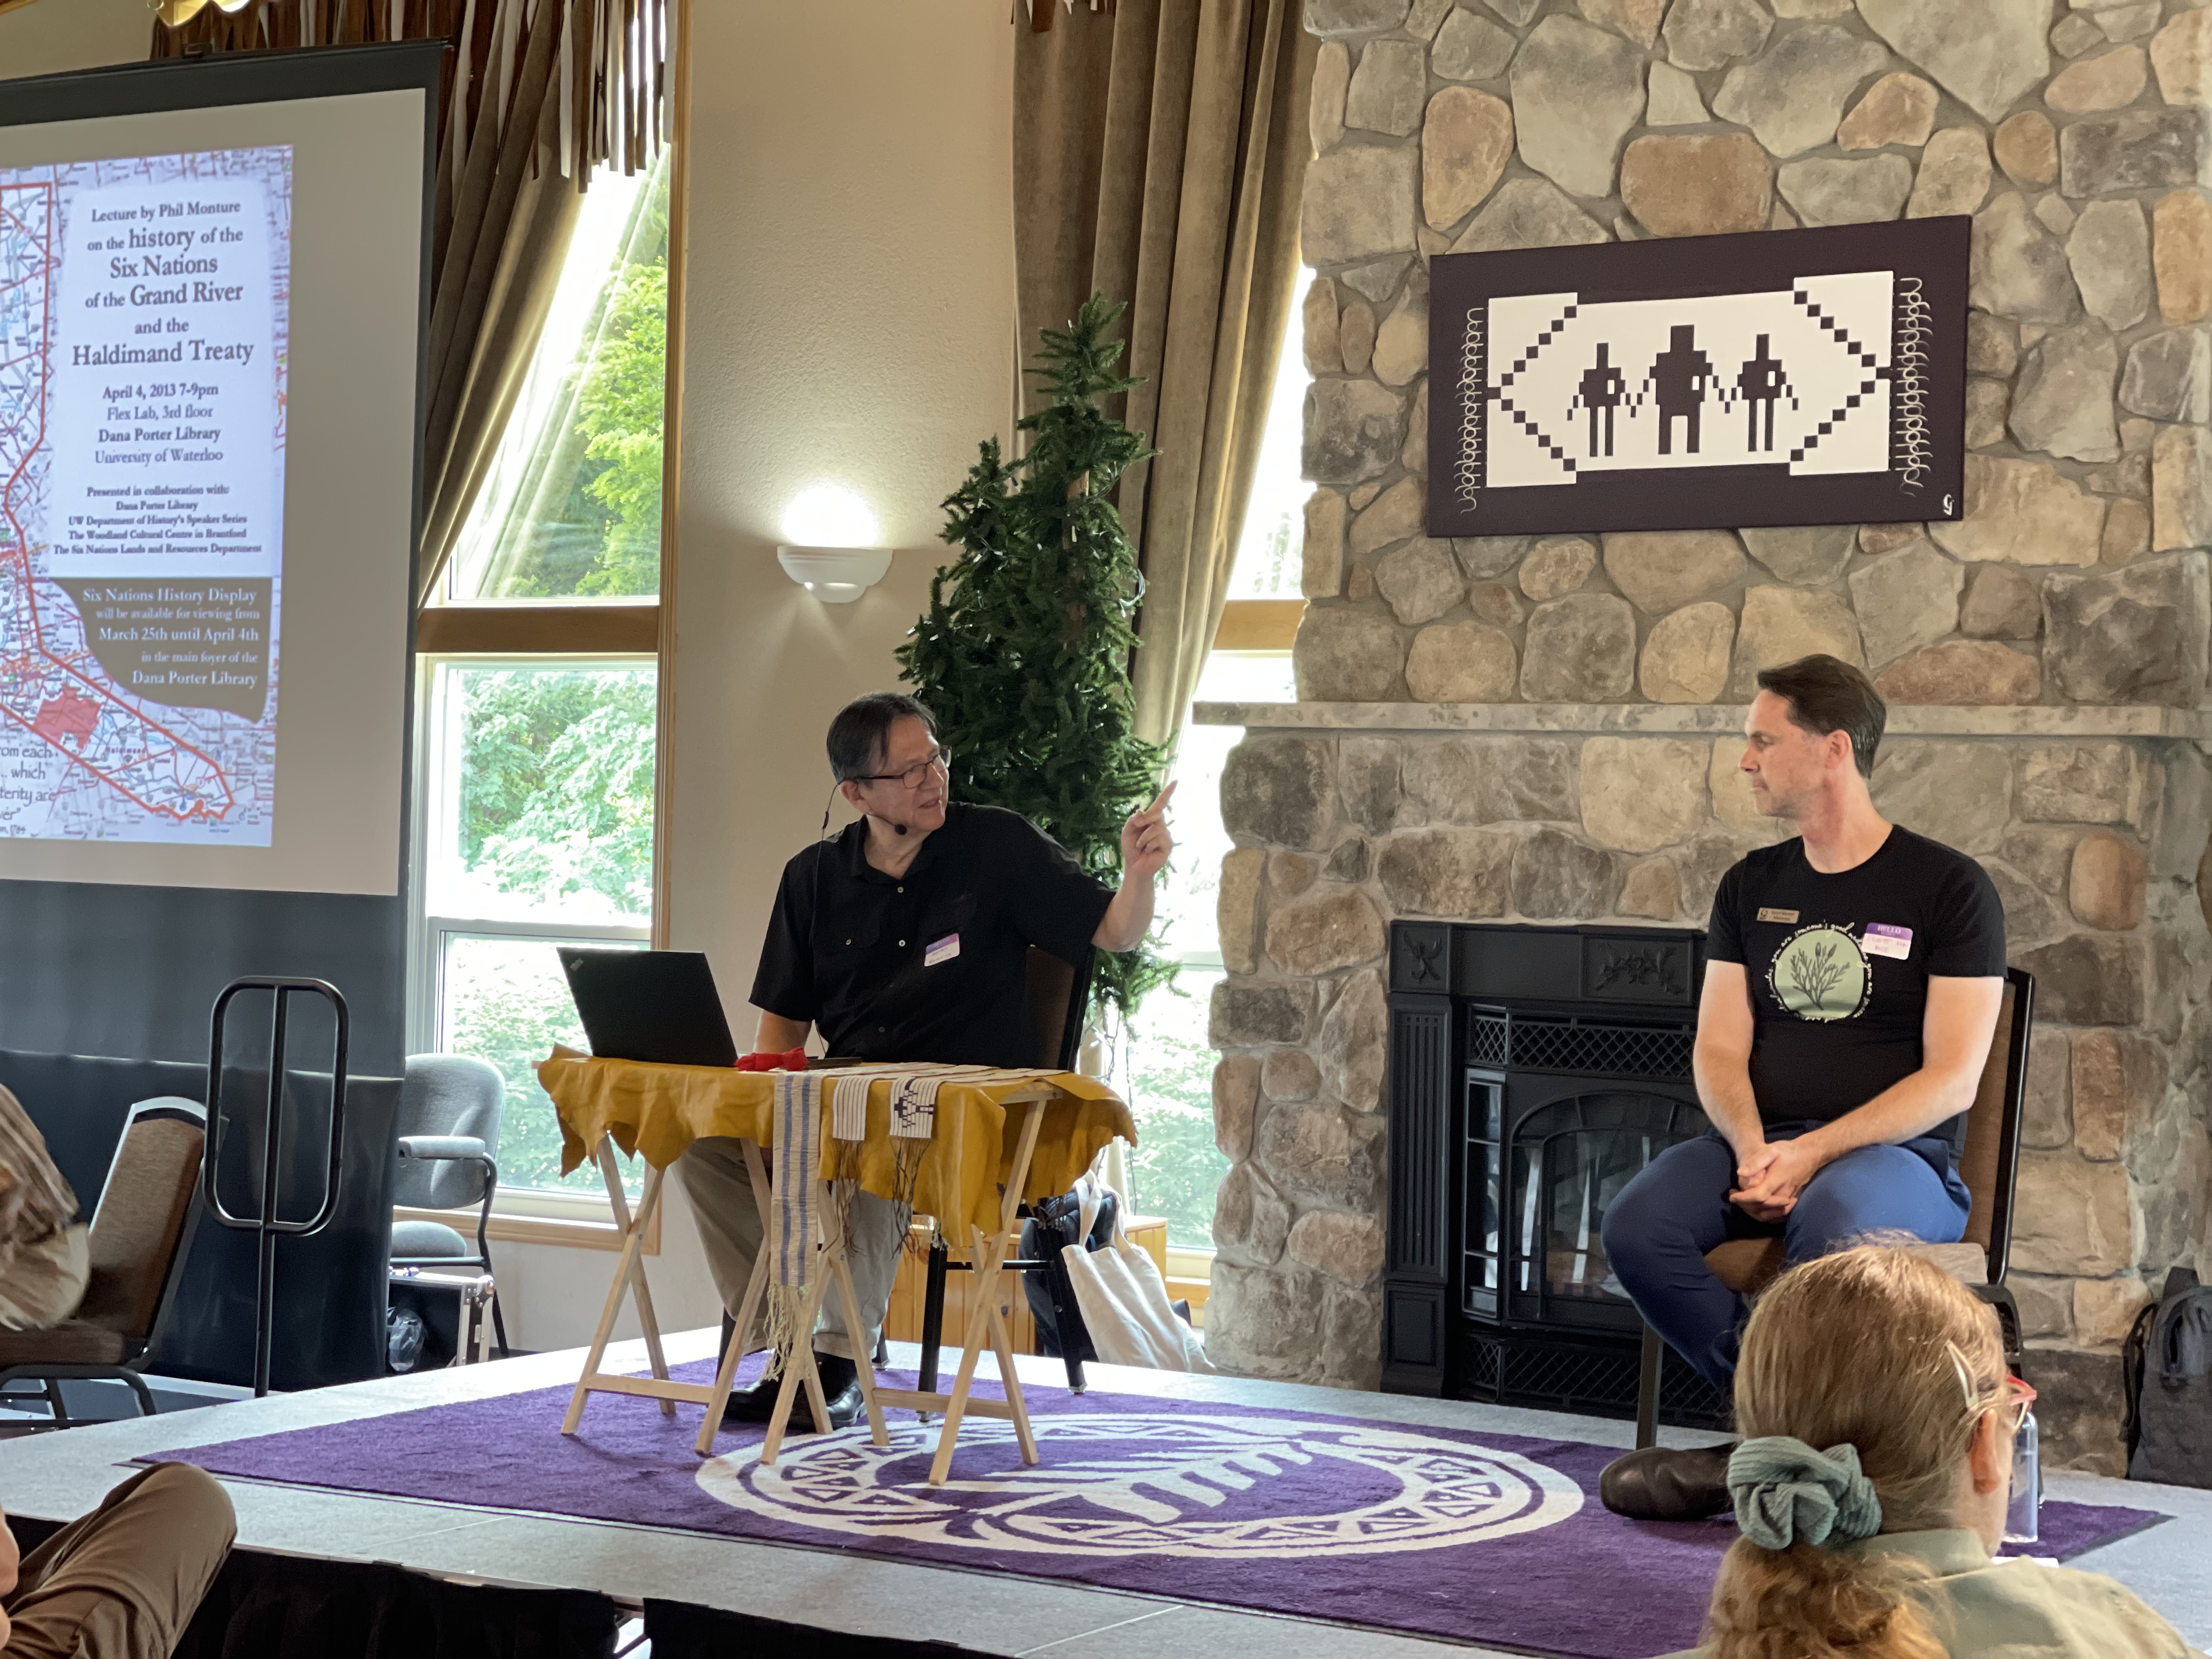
[1599,1442,1736,1521]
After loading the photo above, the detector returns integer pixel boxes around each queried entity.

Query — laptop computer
[557,948,741,1068]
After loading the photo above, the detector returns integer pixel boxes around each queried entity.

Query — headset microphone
[891,821,909,836]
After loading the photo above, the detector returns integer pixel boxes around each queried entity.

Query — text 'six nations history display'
[0,146,289,846]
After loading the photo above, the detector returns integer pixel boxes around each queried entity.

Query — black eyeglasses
[854,749,950,791]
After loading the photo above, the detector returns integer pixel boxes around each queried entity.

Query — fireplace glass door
[1504,1090,1707,1334]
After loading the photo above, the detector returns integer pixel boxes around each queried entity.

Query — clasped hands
[1729,1135,1827,1222]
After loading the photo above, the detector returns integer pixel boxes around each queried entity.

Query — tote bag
[1060,1192,1215,1374]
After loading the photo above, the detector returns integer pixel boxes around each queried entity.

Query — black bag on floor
[1019,1185,1118,1361]
[2124,1266,2212,1488]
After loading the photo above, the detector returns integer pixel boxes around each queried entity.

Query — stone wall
[1204,0,2212,1469]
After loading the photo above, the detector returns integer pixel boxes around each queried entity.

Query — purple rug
[157,1360,2165,1659]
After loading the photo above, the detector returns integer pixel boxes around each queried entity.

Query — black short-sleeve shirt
[751,803,1115,1067]
[1706,826,2006,1150]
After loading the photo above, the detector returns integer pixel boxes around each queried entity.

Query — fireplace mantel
[1193,702,2212,741]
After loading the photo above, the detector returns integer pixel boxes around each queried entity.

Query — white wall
[0,0,148,78]
[490,0,1017,1351]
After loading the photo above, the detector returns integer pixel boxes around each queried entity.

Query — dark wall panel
[0,881,405,1076]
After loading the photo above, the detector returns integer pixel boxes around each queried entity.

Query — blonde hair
[1702,1245,2007,1659]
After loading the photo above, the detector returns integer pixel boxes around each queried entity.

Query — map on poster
[0,145,290,847]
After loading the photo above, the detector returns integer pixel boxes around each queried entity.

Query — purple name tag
[1864,922,1912,960]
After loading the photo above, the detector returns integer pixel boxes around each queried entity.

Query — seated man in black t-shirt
[681,691,1171,1430]
[1598,655,2006,1519]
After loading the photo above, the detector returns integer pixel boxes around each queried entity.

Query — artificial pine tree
[898,292,1172,1021]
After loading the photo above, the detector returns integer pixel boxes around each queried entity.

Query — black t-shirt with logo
[1706,826,2007,1152]
[752,803,1114,1067]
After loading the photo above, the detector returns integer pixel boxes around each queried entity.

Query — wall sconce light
[776,545,893,603]
[778,483,891,603]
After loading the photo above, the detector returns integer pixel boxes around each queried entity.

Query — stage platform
[5,1331,2210,1658]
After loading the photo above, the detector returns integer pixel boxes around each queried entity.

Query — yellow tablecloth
[537,1049,1136,1237]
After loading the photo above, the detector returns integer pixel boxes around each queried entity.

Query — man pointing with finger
[680,691,1173,1431]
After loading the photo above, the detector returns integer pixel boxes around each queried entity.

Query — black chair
[915,945,1096,1397]
[1630,966,2034,1446]
[0,1098,206,1425]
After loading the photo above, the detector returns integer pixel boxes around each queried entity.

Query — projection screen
[0,46,438,1068]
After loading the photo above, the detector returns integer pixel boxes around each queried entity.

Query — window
[1127,652,1296,1254]
[414,660,656,1197]
[448,155,670,602]
[410,154,675,1216]
[1118,301,1307,1264]
[1224,295,1310,604]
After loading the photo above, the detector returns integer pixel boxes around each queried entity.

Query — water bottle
[2004,1409,2041,1545]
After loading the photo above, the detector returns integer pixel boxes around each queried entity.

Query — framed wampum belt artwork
[1425,217,1969,538]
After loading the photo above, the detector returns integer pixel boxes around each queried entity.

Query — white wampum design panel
[1424,219,1967,537]
[1486,271,1893,489]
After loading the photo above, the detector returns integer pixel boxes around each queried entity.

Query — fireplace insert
[1384,920,1729,1427]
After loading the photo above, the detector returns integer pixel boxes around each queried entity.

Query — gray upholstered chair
[388,1054,507,1358]
[0,1097,206,1425]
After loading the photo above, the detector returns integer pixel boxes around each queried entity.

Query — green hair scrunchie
[1728,1436,1883,1550]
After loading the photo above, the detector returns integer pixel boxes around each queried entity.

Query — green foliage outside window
[442,934,642,1195]
[437,665,657,1193]
[472,163,669,600]
[572,257,668,596]
[898,294,1172,1022]
[455,668,658,919]
[1124,972,1233,1246]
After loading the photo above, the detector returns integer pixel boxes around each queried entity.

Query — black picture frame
[1426,217,1970,539]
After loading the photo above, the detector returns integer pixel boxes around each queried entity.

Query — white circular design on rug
[696,1412,1583,1558]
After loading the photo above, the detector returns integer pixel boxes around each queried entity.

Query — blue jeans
[1599,1122,1970,1387]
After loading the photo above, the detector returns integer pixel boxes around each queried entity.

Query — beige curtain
[1014,0,1315,749]
[153,0,672,604]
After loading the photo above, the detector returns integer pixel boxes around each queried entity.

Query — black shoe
[722,1353,863,1432]
[1599,1442,1736,1521]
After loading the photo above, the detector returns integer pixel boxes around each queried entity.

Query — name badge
[1756,907,1798,924]
[924,933,960,967]
[1864,923,1913,960]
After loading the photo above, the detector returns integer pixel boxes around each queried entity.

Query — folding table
[534,1050,1133,1485]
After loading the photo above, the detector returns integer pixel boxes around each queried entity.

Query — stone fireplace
[1199,0,2212,1472]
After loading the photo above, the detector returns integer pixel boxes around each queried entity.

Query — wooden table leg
[599,1141,674,1416]
[925,1101,1046,1487]
[984,1102,1043,1464]
[975,1221,1038,1466]
[759,1261,836,1466]
[563,1143,664,1435]
[924,1223,1005,1487]
[695,1139,776,1455]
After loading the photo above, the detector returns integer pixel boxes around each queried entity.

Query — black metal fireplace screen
[1384,921,1730,1427]
[1464,1010,1708,1333]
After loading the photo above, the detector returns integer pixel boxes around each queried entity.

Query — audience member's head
[1740,654,1887,819]
[1702,1245,2019,1659]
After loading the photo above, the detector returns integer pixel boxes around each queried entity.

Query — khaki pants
[0,1226,89,1333]
[675,1137,906,1363]
[3,1463,235,1659]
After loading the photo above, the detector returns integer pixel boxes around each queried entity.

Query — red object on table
[733,1046,808,1073]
